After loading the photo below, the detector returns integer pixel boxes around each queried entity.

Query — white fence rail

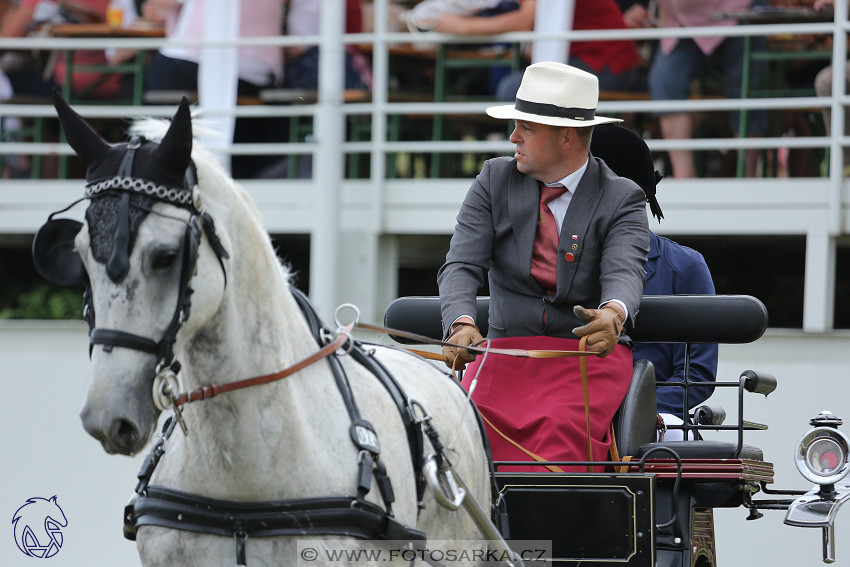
[1,0,848,326]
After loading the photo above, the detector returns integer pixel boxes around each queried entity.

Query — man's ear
[561,126,576,150]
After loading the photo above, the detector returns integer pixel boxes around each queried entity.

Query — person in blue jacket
[590,125,718,436]
[640,232,718,419]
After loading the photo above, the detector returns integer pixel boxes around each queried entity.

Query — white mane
[128,114,293,285]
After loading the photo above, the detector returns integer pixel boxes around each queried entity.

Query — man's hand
[572,304,625,357]
[442,322,484,371]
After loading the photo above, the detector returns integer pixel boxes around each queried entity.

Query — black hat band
[514,98,596,121]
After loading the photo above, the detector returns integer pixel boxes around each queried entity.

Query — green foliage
[0,283,82,320]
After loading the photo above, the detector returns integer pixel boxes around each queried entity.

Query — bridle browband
[81,136,229,383]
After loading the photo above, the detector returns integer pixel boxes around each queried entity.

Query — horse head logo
[12,496,68,558]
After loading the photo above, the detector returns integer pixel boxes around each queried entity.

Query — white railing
[1,0,848,327]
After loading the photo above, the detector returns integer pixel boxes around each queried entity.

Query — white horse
[35,95,495,566]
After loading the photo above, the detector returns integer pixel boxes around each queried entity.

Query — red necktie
[531,184,567,294]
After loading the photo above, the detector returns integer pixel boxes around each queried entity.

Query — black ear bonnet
[32,91,222,288]
[590,123,664,222]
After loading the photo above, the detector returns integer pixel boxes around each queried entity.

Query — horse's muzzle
[80,405,150,456]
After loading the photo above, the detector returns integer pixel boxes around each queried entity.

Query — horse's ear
[152,97,193,179]
[52,88,110,167]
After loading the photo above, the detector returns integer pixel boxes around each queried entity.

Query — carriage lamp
[794,411,850,487]
[786,411,850,564]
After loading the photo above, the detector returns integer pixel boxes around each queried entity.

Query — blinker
[32,218,86,287]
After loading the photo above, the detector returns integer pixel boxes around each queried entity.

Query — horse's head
[34,93,229,455]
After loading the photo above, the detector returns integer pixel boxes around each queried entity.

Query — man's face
[509,120,567,183]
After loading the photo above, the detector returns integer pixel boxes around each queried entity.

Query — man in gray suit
[437,62,650,469]
[439,62,650,363]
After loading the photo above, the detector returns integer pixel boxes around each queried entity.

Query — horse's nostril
[111,418,140,448]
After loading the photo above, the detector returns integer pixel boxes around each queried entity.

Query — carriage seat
[383,294,769,463]
[628,294,769,462]
[636,440,763,461]
[613,358,658,457]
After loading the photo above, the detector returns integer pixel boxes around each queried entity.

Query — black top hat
[590,124,664,221]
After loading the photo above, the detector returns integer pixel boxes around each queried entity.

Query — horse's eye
[151,250,179,271]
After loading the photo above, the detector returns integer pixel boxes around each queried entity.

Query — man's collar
[546,158,589,190]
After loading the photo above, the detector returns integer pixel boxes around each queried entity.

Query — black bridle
[82,138,228,380]
[34,135,229,389]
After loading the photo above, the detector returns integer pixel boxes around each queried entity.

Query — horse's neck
[187,207,313,380]
[161,214,351,497]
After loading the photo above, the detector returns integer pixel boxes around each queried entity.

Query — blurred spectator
[143,0,283,92]
[142,0,285,178]
[283,0,371,91]
[0,0,137,99]
[616,0,656,28]
[648,0,768,178]
[430,0,644,100]
[812,0,850,171]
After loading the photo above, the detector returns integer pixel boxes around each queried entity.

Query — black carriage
[384,294,850,567]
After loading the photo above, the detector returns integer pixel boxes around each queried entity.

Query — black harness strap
[124,290,431,564]
[90,329,158,354]
[291,287,426,506]
[129,485,426,542]
[349,345,428,506]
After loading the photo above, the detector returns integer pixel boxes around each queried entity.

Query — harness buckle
[422,454,465,510]
[331,303,361,355]
[153,366,188,435]
[152,367,180,411]
[407,399,431,425]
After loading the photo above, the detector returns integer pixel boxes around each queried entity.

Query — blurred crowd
[0,0,840,179]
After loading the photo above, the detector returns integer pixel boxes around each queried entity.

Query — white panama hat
[486,62,622,127]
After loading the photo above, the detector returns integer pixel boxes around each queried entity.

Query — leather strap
[171,323,353,407]
[480,412,564,473]
[356,322,594,360]
[579,335,593,472]
[609,423,631,473]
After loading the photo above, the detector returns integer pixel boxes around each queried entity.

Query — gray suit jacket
[438,155,650,341]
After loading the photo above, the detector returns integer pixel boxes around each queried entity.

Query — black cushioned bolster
[383,295,768,345]
[384,296,490,343]
[630,295,768,344]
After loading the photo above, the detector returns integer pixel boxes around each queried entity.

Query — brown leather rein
[169,321,594,408]
[355,322,595,362]
[171,322,355,407]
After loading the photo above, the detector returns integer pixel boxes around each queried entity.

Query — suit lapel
[507,165,542,285]
[555,157,604,300]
